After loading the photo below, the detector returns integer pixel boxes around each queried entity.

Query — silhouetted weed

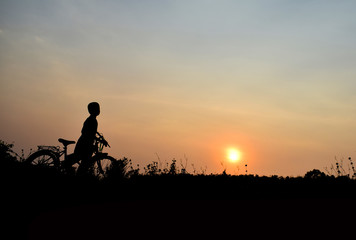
[2,139,356,202]
[325,156,356,178]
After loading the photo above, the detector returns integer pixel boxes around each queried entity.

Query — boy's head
[88,102,100,116]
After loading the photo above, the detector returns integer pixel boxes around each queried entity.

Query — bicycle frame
[26,133,114,177]
[58,132,110,164]
[34,133,109,163]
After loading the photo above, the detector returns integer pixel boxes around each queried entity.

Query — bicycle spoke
[40,156,51,165]
[36,156,52,166]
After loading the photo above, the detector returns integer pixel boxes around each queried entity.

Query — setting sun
[227,148,241,163]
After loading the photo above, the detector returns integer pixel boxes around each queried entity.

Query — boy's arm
[96,132,109,147]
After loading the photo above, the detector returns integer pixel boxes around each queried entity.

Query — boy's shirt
[75,115,98,154]
[82,115,98,140]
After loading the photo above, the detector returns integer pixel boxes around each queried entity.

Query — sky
[1,0,356,176]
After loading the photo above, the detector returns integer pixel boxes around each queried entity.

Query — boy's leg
[77,152,93,176]
[63,153,78,173]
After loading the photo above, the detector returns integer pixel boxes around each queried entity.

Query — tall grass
[324,156,356,179]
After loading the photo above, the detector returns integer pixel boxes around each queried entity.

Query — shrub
[0,140,18,163]
[304,169,326,179]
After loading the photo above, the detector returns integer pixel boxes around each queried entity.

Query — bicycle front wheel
[25,150,60,169]
[93,155,116,179]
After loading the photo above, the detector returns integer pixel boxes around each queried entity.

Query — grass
[2,139,355,200]
[1,140,356,239]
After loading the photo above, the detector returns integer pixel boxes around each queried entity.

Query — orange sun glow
[227,148,241,163]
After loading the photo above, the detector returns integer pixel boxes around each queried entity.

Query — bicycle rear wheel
[26,150,60,169]
[92,155,116,179]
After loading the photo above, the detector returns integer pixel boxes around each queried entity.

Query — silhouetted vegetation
[2,140,356,198]
[1,140,355,239]
[324,156,356,179]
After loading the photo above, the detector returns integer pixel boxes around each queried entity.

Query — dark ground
[2,160,355,239]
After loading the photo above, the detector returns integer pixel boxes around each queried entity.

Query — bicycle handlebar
[96,132,110,149]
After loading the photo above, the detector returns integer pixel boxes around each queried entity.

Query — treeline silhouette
[1,140,356,239]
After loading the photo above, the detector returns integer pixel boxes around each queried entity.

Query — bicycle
[25,133,116,178]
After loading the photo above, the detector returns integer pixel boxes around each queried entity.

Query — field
[1,140,355,239]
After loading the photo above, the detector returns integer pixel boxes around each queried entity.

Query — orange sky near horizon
[2,1,356,176]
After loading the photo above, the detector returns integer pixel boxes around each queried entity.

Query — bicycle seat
[58,138,76,147]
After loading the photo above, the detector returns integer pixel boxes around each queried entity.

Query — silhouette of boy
[75,102,100,175]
